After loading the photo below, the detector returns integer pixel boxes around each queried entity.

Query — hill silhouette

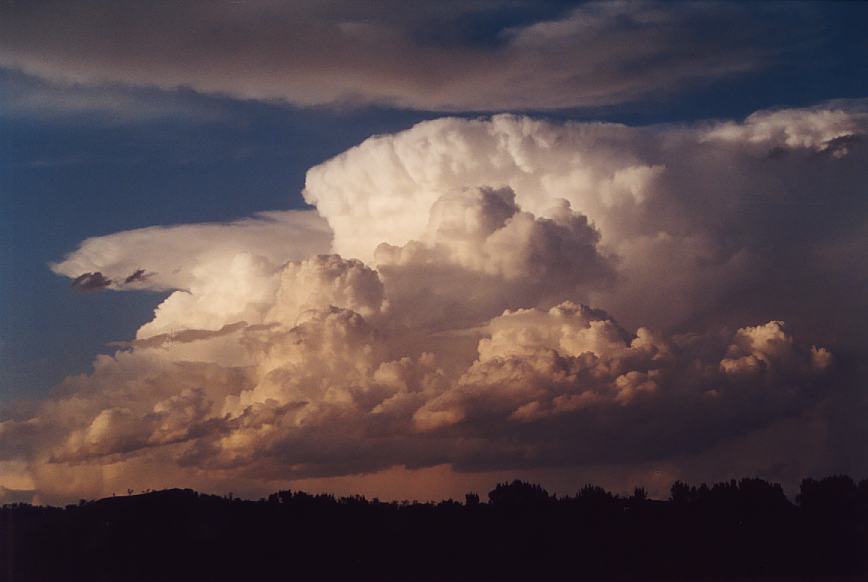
[2,476,867,581]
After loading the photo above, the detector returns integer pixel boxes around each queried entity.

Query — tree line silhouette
[2,475,867,581]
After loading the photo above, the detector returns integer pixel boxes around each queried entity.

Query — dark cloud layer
[0,1,819,111]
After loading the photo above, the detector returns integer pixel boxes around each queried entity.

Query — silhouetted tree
[487,480,552,507]
[3,475,867,581]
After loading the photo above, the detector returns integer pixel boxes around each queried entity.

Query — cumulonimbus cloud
[0,1,819,112]
[3,101,867,503]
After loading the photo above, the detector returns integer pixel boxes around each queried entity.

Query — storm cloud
[3,101,867,503]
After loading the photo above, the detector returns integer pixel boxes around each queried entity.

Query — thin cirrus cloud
[0,70,231,123]
[2,101,866,503]
[0,1,818,112]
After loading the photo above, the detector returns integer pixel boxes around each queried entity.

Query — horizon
[5,472,864,507]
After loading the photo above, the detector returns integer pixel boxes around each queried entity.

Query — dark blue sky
[1,1,867,400]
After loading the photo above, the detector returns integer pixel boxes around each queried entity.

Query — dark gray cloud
[70,271,112,291]
[122,269,150,285]
[0,1,819,111]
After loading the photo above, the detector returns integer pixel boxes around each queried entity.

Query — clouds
[267,255,385,325]
[414,304,829,468]
[374,186,613,330]
[51,210,332,338]
[51,210,331,293]
[303,114,663,262]
[703,105,868,153]
[70,271,112,291]
[3,101,867,502]
[306,103,868,336]
[0,69,230,124]
[0,1,819,112]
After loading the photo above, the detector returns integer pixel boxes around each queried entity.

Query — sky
[1,0,867,504]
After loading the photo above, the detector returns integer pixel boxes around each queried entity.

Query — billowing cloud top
[0,1,818,111]
[3,101,867,502]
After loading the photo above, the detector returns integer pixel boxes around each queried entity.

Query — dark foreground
[2,476,867,581]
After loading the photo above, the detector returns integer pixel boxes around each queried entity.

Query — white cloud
[266,254,385,326]
[51,210,332,339]
[51,210,331,293]
[303,114,664,262]
[374,186,613,330]
[703,105,868,153]
[304,104,868,334]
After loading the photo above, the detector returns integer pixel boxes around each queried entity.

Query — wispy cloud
[0,70,229,123]
[0,1,821,112]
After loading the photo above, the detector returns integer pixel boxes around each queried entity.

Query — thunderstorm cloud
[3,101,866,502]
